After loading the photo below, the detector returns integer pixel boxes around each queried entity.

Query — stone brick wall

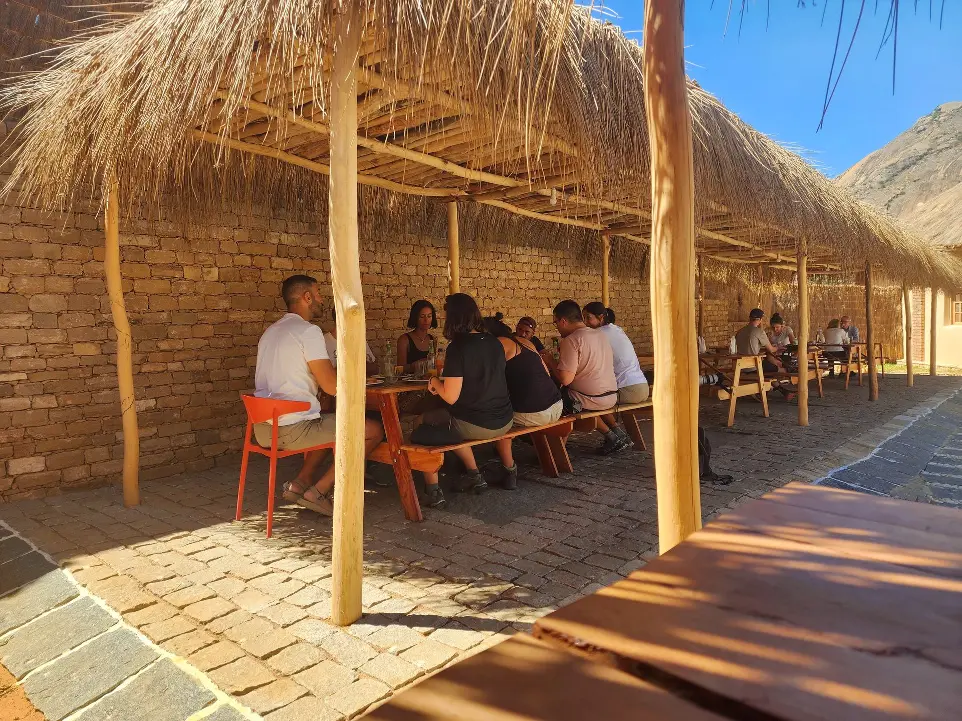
[0,195,651,500]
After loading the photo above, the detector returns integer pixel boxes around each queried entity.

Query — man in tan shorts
[253,275,383,516]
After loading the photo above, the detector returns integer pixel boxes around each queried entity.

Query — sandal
[282,480,308,504]
[296,486,334,516]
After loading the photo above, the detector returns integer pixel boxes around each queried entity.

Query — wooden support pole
[697,256,705,339]
[929,288,938,376]
[329,5,364,627]
[601,233,611,307]
[796,239,809,426]
[903,285,914,387]
[447,201,460,294]
[865,263,878,401]
[643,0,701,555]
[104,174,140,507]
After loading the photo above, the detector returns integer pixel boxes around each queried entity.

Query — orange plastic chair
[237,394,334,538]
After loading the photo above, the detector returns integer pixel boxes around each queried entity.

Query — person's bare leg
[595,417,611,435]
[601,413,620,433]
[423,471,439,488]
[495,438,514,468]
[308,418,382,498]
[451,446,478,471]
[292,449,328,489]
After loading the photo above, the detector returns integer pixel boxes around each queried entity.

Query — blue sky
[602,2,962,177]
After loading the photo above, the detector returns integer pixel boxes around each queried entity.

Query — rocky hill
[836,101,962,248]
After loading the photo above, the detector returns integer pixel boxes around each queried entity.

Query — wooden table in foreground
[363,483,962,720]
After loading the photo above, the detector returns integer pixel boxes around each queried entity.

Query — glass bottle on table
[435,340,446,375]
[551,337,561,363]
[426,339,437,378]
[383,340,395,381]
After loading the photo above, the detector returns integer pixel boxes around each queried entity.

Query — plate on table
[366,378,384,386]
[402,378,429,383]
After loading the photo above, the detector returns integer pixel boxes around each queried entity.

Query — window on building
[953,294,962,325]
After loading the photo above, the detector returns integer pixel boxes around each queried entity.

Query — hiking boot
[497,464,518,490]
[702,471,734,486]
[424,485,446,509]
[453,469,488,494]
[596,433,631,456]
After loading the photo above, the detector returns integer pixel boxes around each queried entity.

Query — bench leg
[377,394,423,522]
[621,412,647,451]
[532,433,559,478]
[546,434,573,474]
[816,368,824,398]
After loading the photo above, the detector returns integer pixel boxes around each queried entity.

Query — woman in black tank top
[397,300,437,372]
[482,314,565,490]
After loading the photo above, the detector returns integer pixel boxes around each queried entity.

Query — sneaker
[497,464,518,490]
[596,434,631,456]
[424,485,446,509]
[453,469,488,494]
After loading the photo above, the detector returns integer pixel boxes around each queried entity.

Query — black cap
[749,308,764,320]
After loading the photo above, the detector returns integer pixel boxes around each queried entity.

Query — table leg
[377,393,423,522]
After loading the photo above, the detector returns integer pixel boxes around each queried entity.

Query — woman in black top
[397,300,437,373]
[419,294,513,507]
[484,314,563,490]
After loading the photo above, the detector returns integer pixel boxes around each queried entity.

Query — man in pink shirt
[543,300,626,455]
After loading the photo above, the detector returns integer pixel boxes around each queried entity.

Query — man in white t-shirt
[323,309,378,375]
[254,275,383,516]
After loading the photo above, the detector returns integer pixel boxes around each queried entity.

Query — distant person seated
[583,302,648,454]
[254,275,383,516]
[484,313,563,489]
[767,313,796,349]
[735,308,793,400]
[823,319,850,377]
[397,300,437,373]
[543,300,622,454]
[840,315,860,342]
[515,316,545,352]
[323,309,377,376]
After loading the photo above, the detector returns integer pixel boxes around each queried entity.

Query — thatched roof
[2,0,961,290]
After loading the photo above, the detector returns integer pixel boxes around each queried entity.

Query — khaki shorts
[617,383,650,405]
[513,400,564,428]
[450,416,514,441]
[253,415,335,450]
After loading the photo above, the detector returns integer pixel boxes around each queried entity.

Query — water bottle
[729,336,737,354]
[816,329,825,344]
[383,340,395,381]
[552,337,561,363]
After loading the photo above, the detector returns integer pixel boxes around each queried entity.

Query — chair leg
[622,413,647,451]
[267,453,277,539]
[236,436,252,521]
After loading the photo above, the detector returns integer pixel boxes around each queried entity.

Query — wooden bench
[544,400,654,474]
[400,418,575,479]
[773,349,824,399]
[399,400,653,480]
[705,355,771,427]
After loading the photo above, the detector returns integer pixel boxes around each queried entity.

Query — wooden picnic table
[366,379,433,523]
[365,483,962,720]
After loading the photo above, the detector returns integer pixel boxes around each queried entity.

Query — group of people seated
[725,309,863,397]
[252,275,651,514]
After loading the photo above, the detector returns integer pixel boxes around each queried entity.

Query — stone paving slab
[74,659,216,721]
[0,552,56,597]
[0,569,78,636]
[23,627,159,721]
[0,596,116,679]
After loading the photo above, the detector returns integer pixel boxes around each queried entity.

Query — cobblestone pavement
[819,388,962,506]
[0,374,959,720]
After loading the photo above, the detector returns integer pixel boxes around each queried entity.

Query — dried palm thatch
[2,0,960,290]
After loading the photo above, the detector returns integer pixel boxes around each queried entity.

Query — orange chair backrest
[241,394,312,425]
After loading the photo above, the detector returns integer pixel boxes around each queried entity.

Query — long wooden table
[364,483,962,720]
